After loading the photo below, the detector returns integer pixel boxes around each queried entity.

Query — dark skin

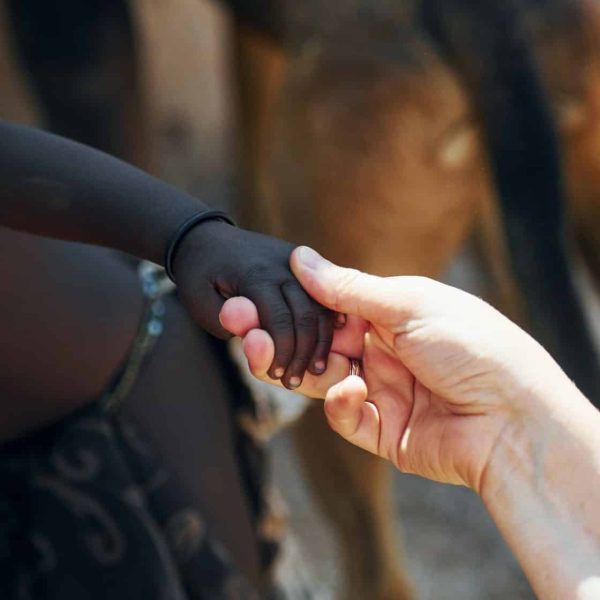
[0,118,334,587]
[0,228,262,585]
[0,119,334,389]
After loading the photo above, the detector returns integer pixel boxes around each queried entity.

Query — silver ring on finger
[349,358,364,379]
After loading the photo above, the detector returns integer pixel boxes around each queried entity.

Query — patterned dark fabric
[0,400,257,600]
[0,257,283,599]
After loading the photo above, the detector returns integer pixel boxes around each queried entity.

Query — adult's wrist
[480,373,590,502]
[478,384,600,597]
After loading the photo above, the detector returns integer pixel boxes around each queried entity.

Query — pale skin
[220,245,600,600]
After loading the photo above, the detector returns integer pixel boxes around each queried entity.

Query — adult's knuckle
[333,268,363,312]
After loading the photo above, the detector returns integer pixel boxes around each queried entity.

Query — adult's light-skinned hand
[221,246,578,492]
[220,246,600,599]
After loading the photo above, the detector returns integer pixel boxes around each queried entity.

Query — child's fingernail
[314,360,326,373]
[274,368,285,379]
[297,246,330,271]
[335,313,347,328]
[289,376,302,389]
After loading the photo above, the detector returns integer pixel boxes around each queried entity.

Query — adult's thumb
[290,246,390,323]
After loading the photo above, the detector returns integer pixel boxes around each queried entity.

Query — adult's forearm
[482,384,600,599]
[0,120,209,263]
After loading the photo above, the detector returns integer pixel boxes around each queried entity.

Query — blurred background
[3,0,600,597]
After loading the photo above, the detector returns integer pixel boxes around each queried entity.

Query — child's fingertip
[335,313,347,329]
[312,359,326,374]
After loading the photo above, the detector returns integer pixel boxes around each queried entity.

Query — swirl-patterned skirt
[0,380,280,600]
[0,267,281,599]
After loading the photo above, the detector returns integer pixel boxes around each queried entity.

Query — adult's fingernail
[289,376,302,389]
[273,367,285,379]
[297,246,330,271]
[313,360,326,373]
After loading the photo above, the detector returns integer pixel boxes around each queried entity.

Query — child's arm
[0,119,333,388]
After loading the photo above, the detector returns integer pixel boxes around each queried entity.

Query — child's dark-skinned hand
[0,120,333,389]
[172,220,334,389]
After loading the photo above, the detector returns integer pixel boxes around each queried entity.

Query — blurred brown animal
[232,1,600,597]
[4,1,600,598]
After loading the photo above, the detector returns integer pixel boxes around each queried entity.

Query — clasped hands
[219,246,582,497]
